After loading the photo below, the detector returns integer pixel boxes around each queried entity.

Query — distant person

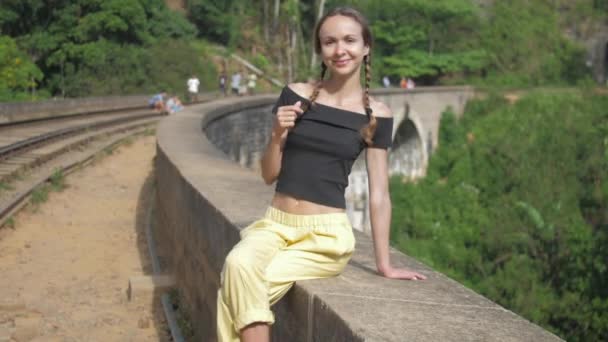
[247,73,258,95]
[400,77,407,89]
[231,71,242,96]
[382,75,390,88]
[166,96,184,114]
[148,92,167,114]
[187,75,200,103]
[219,72,227,96]
[406,77,415,89]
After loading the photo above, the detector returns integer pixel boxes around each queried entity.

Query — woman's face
[318,15,369,77]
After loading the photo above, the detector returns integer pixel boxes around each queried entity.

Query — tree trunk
[287,27,293,83]
[273,0,280,32]
[277,24,284,82]
[60,60,65,98]
[310,0,325,70]
[428,22,434,55]
[291,22,297,81]
[263,0,270,43]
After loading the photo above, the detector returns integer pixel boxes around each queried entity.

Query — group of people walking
[382,75,416,89]
[218,71,258,96]
[149,69,260,115]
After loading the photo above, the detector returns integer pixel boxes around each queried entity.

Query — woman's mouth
[333,59,351,67]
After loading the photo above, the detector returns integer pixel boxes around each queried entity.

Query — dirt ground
[0,135,169,341]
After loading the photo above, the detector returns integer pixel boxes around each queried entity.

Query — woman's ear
[363,46,370,57]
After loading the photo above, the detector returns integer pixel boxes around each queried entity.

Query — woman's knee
[224,248,257,274]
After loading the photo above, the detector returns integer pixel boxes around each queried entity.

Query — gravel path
[0,135,169,341]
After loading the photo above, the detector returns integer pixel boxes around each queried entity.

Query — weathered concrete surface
[0,92,220,125]
[0,95,150,125]
[154,92,563,341]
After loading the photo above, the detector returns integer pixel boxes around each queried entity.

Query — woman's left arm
[366,103,426,280]
[366,130,427,281]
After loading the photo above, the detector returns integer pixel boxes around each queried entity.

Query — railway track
[0,109,162,181]
[0,105,166,227]
[0,92,229,341]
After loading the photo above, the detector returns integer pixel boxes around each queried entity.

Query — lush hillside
[0,0,216,100]
[2,0,607,100]
[389,90,608,341]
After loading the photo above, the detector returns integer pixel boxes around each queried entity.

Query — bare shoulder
[370,98,393,118]
[287,82,314,98]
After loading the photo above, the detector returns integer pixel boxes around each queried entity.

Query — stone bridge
[155,87,562,341]
[346,87,474,233]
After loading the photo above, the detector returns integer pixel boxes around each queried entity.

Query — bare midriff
[270,192,345,215]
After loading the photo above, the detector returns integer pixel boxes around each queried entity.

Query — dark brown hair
[303,7,377,146]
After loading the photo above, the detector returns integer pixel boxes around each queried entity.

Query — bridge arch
[389,103,428,180]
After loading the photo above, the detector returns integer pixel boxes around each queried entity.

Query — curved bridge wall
[154,93,562,341]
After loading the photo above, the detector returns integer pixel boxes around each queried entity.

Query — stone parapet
[0,95,151,125]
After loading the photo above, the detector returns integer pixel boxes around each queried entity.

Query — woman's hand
[378,265,427,280]
[273,101,303,139]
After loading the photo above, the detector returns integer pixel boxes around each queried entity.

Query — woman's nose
[333,42,346,56]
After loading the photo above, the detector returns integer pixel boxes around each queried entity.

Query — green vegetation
[168,288,195,339]
[390,92,608,341]
[0,36,44,101]
[0,181,15,194]
[29,168,66,209]
[2,216,15,229]
[49,169,66,191]
[1,0,606,99]
[30,184,50,207]
[0,0,215,100]
[340,0,603,86]
[362,0,488,84]
[143,127,156,136]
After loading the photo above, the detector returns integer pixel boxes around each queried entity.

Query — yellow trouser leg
[216,214,354,342]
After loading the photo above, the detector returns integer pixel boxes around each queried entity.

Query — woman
[217,7,426,342]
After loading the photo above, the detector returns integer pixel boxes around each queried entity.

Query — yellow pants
[216,206,355,342]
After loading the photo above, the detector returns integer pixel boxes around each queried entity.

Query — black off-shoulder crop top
[271,86,393,209]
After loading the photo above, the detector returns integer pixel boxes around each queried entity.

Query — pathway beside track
[0,135,169,341]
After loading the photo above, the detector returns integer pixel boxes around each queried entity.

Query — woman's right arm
[261,101,302,184]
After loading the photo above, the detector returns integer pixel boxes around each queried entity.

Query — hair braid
[361,55,377,146]
[301,63,327,113]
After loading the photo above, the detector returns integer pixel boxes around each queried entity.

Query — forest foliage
[390,92,608,341]
[0,0,214,100]
[1,0,606,100]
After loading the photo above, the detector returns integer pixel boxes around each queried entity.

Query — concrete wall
[0,95,150,125]
[154,93,563,341]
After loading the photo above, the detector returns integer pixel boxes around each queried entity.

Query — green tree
[0,35,43,101]
[0,0,201,98]
[478,0,588,86]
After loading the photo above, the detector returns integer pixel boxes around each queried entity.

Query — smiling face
[318,15,370,77]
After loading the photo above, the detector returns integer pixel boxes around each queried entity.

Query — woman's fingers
[276,114,295,129]
[275,101,303,130]
[279,101,304,115]
[382,267,427,281]
[278,108,302,117]
[278,112,297,120]
[402,270,426,280]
